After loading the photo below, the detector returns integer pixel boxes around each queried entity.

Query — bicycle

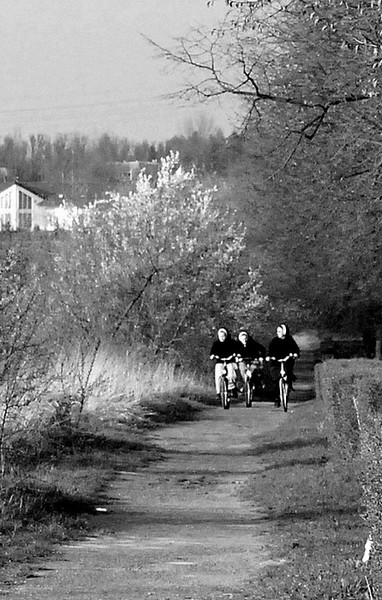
[211,354,236,410]
[268,354,297,412]
[239,357,264,408]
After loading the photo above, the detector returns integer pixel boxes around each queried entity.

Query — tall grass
[81,343,208,420]
[4,338,210,471]
[4,342,209,467]
[0,342,209,584]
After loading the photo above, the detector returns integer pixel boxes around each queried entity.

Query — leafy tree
[96,133,119,163]
[159,0,382,342]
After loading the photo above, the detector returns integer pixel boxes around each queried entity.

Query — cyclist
[267,323,300,406]
[210,327,239,399]
[236,329,266,392]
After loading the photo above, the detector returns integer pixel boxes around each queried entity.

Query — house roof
[0,181,14,194]
[0,180,53,199]
[0,181,67,207]
[20,182,53,200]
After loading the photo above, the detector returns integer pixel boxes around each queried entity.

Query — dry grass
[0,345,210,589]
[53,342,207,422]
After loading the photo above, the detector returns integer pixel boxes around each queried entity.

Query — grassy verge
[243,399,370,600]
[1,341,212,587]
[0,390,208,588]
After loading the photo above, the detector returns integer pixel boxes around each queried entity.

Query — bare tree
[150,0,375,146]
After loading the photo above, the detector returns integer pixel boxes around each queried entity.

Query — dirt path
[6,404,288,600]
[7,335,317,600]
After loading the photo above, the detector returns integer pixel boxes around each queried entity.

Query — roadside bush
[315,359,382,597]
[315,361,359,460]
[353,377,382,597]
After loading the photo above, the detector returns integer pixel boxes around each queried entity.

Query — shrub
[315,359,382,596]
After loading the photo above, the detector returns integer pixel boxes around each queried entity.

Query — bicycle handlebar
[266,354,298,362]
[210,354,236,362]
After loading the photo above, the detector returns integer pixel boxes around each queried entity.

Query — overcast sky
[0,0,236,143]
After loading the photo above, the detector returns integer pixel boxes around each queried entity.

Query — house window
[18,212,32,230]
[0,214,11,229]
[2,193,11,210]
[18,191,32,210]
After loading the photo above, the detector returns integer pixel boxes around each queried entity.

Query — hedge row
[315,359,382,597]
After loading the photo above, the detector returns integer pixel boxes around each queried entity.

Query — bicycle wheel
[245,379,252,408]
[280,378,289,412]
[253,373,263,398]
[219,376,229,410]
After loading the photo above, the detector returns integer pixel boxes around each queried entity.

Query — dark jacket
[268,335,300,360]
[237,332,266,360]
[210,334,239,362]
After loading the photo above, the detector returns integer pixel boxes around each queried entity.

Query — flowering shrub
[53,152,267,361]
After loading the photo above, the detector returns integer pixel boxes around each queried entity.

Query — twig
[365,575,374,600]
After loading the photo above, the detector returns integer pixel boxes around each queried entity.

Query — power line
[0,94,174,115]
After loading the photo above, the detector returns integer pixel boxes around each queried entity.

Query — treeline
[0,127,229,203]
[166,1,382,344]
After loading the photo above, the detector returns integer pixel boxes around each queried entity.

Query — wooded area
[157,0,382,345]
[0,0,380,350]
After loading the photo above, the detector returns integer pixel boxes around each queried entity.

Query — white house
[0,181,74,231]
[0,181,49,231]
